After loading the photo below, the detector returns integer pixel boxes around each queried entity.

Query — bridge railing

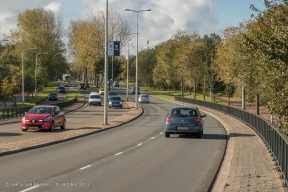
[174,96,288,183]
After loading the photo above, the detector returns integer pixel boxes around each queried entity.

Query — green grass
[13,81,83,108]
[63,91,84,101]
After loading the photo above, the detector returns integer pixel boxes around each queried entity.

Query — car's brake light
[166,116,172,124]
[194,117,200,123]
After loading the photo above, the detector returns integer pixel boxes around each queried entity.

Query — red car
[21,105,66,132]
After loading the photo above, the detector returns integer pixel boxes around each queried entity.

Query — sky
[0,0,266,55]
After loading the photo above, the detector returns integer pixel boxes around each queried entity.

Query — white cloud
[44,2,62,14]
[0,0,260,52]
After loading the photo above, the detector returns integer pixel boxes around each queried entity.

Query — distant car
[58,86,66,93]
[48,92,58,101]
[165,106,206,138]
[79,83,86,90]
[109,96,123,108]
[99,88,105,95]
[64,82,70,87]
[131,86,140,94]
[108,91,117,98]
[85,83,90,88]
[113,82,119,87]
[21,105,66,132]
[138,94,149,103]
[88,92,102,106]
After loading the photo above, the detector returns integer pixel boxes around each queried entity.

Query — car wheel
[109,107,111,109]
[50,122,55,132]
[165,132,170,138]
[121,106,122,108]
[201,128,203,135]
[22,129,27,132]
[61,120,66,129]
[197,131,202,138]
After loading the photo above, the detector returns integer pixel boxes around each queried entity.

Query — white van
[88,92,102,106]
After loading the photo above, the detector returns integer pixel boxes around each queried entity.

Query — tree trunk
[193,77,196,99]
[256,93,259,115]
[203,76,206,101]
[242,80,245,110]
[13,96,16,107]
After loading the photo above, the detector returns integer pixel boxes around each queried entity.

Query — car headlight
[43,116,51,122]
[109,102,112,104]
[120,102,122,104]
[22,117,25,122]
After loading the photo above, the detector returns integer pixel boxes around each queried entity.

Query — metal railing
[0,97,78,120]
[175,96,288,184]
[51,97,78,109]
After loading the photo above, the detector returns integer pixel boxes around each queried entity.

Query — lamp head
[124,9,131,11]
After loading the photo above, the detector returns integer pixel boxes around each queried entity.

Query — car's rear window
[111,97,121,100]
[171,108,197,116]
[90,95,100,99]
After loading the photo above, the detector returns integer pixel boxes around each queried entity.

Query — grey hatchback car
[165,106,206,138]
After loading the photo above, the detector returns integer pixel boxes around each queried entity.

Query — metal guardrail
[174,96,288,184]
[0,97,78,120]
[0,106,31,119]
[51,97,78,109]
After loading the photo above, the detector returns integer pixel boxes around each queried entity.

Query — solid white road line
[160,132,163,134]
[20,185,39,192]
[80,165,92,170]
[115,152,123,156]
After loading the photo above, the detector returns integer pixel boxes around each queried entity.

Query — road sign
[107,41,120,56]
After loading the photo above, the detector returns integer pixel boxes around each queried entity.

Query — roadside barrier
[175,96,288,185]
[0,97,78,120]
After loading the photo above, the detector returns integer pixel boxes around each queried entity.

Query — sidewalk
[0,101,143,156]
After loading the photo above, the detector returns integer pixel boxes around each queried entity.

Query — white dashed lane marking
[115,152,123,156]
[80,165,92,170]
[20,185,39,192]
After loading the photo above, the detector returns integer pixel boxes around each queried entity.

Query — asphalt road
[0,87,226,192]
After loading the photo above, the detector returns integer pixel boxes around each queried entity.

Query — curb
[0,102,143,157]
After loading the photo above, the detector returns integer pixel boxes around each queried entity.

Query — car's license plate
[178,126,188,130]
[93,102,97,104]
[30,126,38,130]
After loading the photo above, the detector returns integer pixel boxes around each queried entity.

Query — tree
[1,77,12,108]
[10,8,67,88]
[243,0,288,131]
[11,76,21,107]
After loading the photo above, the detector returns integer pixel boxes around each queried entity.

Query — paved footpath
[168,98,287,192]
[0,101,143,156]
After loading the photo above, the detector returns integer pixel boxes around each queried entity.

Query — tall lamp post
[22,47,37,104]
[35,52,48,94]
[119,33,136,101]
[124,8,151,109]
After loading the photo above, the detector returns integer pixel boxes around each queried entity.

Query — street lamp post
[104,0,108,125]
[124,8,151,109]
[119,33,136,101]
[126,42,130,101]
[35,52,48,94]
[22,48,37,104]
